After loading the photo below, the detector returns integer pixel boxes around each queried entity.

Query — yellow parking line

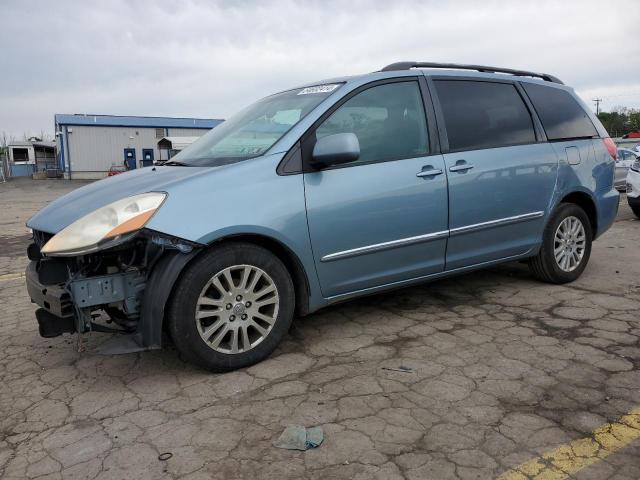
[0,272,25,282]
[498,407,640,479]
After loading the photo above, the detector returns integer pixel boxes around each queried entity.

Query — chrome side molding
[320,211,545,263]
[449,211,544,236]
[321,230,449,262]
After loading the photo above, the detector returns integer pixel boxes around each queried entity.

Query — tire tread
[167,242,295,372]
[528,203,592,284]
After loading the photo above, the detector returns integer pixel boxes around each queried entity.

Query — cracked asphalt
[1,178,639,479]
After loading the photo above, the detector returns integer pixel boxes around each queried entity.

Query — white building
[7,139,56,177]
[54,114,223,179]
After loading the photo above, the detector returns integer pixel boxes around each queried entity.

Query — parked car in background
[25,62,619,371]
[615,148,639,190]
[107,165,128,177]
[626,156,640,218]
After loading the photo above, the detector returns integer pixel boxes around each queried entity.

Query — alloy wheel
[554,216,586,272]
[195,265,279,354]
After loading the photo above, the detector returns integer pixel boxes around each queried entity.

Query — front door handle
[449,162,474,173]
[416,167,443,178]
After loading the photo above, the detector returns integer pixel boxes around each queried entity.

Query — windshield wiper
[163,160,190,166]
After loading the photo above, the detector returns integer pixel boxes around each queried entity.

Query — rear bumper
[594,188,619,239]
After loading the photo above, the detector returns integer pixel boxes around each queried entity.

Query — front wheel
[629,200,640,219]
[528,203,592,284]
[168,242,295,371]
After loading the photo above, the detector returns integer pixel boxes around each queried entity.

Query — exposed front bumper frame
[26,247,199,353]
[25,262,73,318]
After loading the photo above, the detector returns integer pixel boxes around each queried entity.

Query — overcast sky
[2,0,639,139]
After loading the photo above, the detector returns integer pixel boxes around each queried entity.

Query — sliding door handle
[449,163,474,172]
[416,168,443,178]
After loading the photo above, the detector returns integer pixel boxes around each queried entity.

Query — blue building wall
[10,164,35,177]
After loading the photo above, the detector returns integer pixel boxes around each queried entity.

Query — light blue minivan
[26,62,619,370]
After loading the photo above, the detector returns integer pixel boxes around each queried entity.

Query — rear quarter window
[522,83,598,141]
[433,80,536,152]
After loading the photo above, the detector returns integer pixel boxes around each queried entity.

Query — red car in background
[107,165,127,177]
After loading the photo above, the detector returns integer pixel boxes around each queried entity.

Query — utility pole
[593,98,602,115]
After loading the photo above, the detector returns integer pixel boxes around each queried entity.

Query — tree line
[597,107,640,138]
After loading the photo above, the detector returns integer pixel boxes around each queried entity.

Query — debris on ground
[381,365,414,373]
[305,426,323,448]
[274,425,324,450]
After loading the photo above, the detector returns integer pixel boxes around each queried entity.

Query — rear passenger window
[315,81,428,165]
[434,80,536,152]
[522,83,598,141]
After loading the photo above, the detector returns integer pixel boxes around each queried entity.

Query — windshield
[170,83,343,167]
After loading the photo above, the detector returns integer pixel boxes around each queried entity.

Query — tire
[168,242,295,371]
[528,203,592,284]
[630,203,640,219]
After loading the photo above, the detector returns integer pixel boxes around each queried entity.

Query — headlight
[41,192,166,256]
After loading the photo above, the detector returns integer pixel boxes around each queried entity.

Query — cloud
[1,0,639,138]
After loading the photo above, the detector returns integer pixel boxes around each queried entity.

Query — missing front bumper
[26,242,198,351]
[35,308,76,337]
[25,262,74,318]
[26,260,145,338]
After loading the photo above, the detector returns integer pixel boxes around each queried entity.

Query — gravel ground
[1,178,639,480]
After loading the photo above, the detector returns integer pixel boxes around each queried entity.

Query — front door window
[314,81,429,166]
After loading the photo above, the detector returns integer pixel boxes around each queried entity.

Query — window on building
[314,81,428,165]
[12,148,29,162]
[522,83,598,141]
[155,128,166,139]
[434,80,536,152]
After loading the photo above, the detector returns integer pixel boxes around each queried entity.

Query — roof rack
[380,62,563,84]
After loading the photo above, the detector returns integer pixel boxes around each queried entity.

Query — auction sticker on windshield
[298,84,340,95]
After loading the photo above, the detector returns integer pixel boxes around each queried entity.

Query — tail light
[603,137,617,161]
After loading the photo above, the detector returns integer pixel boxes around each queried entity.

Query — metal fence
[0,150,61,180]
[0,152,8,182]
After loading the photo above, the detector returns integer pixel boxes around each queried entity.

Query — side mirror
[311,133,360,169]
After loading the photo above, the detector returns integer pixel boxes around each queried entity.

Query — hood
[27,166,213,233]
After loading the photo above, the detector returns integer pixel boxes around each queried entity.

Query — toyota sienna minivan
[26,62,619,371]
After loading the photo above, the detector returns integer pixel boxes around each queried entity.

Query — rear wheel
[629,201,640,219]
[168,242,295,371]
[528,203,592,284]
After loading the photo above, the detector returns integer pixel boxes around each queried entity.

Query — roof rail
[380,62,563,84]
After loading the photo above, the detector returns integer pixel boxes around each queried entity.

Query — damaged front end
[26,229,201,353]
